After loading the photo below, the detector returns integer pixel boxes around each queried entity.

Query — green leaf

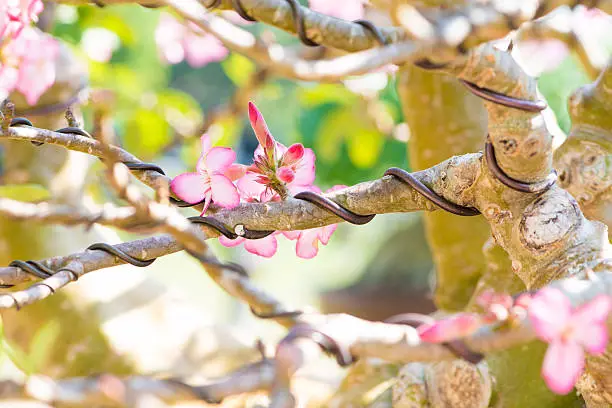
[0,184,50,202]
[299,84,357,107]
[157,89,203,137]
[315,107,351,162]
[347,128,384,169]
[29,320,61,373]
[539,56,591,133]
[123,108,171,159]
[221,53,256,87]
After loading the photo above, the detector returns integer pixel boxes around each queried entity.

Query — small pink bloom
[2,0,43,40]
[183,23,229,68]
[246,102,316,194]
[6,28,59,105]
[155,13,228,68]
[308,0,364,21]
[417,313,482,343]
[171,134,240,213]
[282,185,343,259]
[529,288,611,394]
[0,65,19,102]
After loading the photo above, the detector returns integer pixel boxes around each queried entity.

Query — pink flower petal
[417,314,482,343]
[248,102,275,151]
[219,236,245,248]
[200,193,213,215]
[529,288,572,343]
[14,29,58,105]
[281,143,305,166]
[155,13,186,64]
[170,172,210,204]
[277,166,295,183]
[205,147,236,172]
[571,295,611,354]
[184,31,228,68]
[542,340,584,395]
[295,229,321,259]
[200,133,212,156]
[573,295,612,326]
[210,174,240,208]
[576,324,608,355]
[282,230,300,240]
[318,224,337,245]
[244,235,278,258]
[291,148,316,186]
[225,163,246,181]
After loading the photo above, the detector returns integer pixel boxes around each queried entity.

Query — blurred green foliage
[50,4,407,189]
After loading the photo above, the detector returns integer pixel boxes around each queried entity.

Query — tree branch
[269,271,612,405]
[0,198,147,229]
[165,0,424,82]
[0,359,275,406]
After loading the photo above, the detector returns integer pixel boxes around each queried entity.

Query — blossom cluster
[155,12,228,68]
[171,102,342,259]
[154,0,366,69]
[0,0,59,105]
[417,288,611,396]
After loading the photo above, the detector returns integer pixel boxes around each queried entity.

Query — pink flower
[308,0,364,21]
[218,173,280,258]
[0,65,18,102]
[247,102,316,194]
[2,27,59,105]
[529,288,611,395]
[1,0,43,40]
[282,185,343,259]
[155,13,228,68]
[417,313,483,343]
[170,134,241,213]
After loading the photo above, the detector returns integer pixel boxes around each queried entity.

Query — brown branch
[0,153,480,287]
[0,359,275,406]
[0,197,146,229]
[269,271,612,405]
[165,0,425,82]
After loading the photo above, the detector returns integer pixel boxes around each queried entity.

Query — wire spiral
[280,325,355,367]
[208,0,391,48]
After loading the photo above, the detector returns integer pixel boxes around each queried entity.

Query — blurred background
[0,1,611,406]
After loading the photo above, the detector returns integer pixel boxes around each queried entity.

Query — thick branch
[0,153,481,287]
[165,0,423,82]
[270,271,612,405]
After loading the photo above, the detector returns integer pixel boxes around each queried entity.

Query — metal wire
[87,243,156,267]
[208,0,390,49]
[384,168,480,216]
[484,138,557,193]
[294,191,376,225]
[249,307,303,319]
[280,325,355,367]
[460,81,548,112]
